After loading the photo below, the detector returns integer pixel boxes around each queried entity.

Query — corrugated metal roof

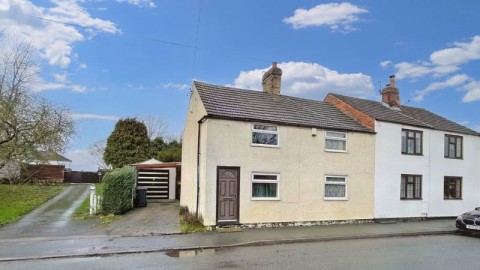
[194,81,373,133]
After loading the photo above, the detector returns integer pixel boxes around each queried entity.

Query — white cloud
[231,61,374,100]
[32,72,87,93]
[380,60,392,69]
[70,113,119,121]
[0,0,120,68]
[164,83,189,91]
[283,2,368,32]
[79,63,87,69]
[462,80,480,102]
[116,0,156,8]
[394,36,480,81]
[65,149,98,171]
[414,74,470,101]
[430,36,480,67]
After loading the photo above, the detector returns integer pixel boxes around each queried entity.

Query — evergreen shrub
[101,166,136,215]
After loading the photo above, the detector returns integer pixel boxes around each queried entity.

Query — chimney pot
[389,75,396,86]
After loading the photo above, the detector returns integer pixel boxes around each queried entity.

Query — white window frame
[324,175,348,200]
[324,131,348,152]
[251,172,280,200]
[251,123,279,147]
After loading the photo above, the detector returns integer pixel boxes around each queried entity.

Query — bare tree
[0,34,75,174]
[141,114,168,139]
[88,139,111,170]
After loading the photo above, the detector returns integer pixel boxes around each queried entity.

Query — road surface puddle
[165,248,216,258]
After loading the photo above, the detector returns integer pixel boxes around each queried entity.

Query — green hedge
[101,166,136,215]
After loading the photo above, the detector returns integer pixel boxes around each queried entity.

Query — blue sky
[1,0,479,170]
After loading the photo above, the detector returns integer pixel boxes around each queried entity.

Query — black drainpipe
[196,116,207,218]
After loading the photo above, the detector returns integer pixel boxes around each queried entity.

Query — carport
[132,159,180,201]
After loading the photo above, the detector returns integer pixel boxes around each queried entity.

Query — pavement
[0,183,460,262]
[0,218,457,262]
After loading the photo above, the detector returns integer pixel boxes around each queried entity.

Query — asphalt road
[1,234,478,270]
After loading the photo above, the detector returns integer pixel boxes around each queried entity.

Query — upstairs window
[400,174,422,200]
[325,131,347,152]
[252,124,278,147]
[444,177,462,199]
[444,134,463,159]
[401,129,422,155]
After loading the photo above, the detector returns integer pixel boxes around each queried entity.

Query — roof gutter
[196,115,208,218]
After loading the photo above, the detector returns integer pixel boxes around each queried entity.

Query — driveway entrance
[0,184,105,239]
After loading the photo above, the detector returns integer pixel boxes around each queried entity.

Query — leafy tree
[103,118,150,168]
[157,140,182,162]
[149,136,167,158]
[0,34,74,172]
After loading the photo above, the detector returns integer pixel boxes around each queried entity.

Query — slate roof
[330,94,480,136]
[194,81,373,133]
[39,151,72,162]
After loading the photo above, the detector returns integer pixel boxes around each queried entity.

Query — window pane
[253,124,277,131]
[253,174,277,180]
[455,179,461,198]
[252,183,277,198]
[400,176,406,198]
[444,136,449,157]
[407,139,414,153]
[415,177,421,198]
[401,131,406,153]
[456,138,462,158]
[326,131,346,139]
[326,177,345,183]
[407,183,413,198]
[449,144,455,158]
[325,184,345,198]
[252,132,278,145]
[326,139,346,151]
[415,134,421,154]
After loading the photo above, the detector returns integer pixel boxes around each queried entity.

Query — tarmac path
[0,184,107,240]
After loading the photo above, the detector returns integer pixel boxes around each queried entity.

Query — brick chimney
[381,75,401,108]
[262,62,282,95]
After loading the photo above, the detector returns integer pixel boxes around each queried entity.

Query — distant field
[0,184,65,226]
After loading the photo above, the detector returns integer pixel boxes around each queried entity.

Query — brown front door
[217,167,240,224]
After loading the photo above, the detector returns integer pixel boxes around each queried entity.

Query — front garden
[0,184,65,226]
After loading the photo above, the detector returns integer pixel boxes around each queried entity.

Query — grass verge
[179,206,207,233]
[72,183,104,220]
[0,184,65,226]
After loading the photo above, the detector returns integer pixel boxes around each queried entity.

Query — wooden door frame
[216,166,240,225]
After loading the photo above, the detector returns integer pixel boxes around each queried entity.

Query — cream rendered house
[326,76,480,219]
[181,63,376,226]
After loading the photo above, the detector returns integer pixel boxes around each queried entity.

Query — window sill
[400,198,422,200]
[401,153,423,156]
[444,157,463,160]
[324,197,348,201]
[444,198,462,200]
[251,198,280,201]
[251,144,279,148]
[324,149,348,153]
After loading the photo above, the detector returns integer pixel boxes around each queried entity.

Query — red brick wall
[325,94,375,131]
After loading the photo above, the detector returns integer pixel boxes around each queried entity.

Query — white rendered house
[326,75,480,219]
